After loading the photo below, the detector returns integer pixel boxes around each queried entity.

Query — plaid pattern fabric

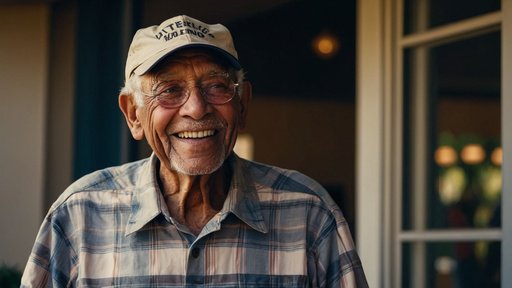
[21,154,367,287]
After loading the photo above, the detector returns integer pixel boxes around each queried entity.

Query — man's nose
[178,88,211,119]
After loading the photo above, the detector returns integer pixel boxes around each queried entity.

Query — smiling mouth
[176,129,216,139]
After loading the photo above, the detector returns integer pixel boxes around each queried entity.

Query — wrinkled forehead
[147,48,232,77]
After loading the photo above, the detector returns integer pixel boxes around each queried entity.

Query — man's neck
[158,163,230,235]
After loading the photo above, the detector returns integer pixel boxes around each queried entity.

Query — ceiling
[1,0,355,101]
[141,0,294,25]
[141,0,356,101]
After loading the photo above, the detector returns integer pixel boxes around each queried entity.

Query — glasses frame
[140,72,240,109]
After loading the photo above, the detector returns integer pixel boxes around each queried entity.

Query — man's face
[133,50,249,175]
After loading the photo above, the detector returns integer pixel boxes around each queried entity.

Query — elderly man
[22,15,367,287]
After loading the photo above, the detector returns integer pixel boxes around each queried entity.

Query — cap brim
[133,44,241,77]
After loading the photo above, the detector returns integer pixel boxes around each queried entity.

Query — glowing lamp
[312,33,340,58]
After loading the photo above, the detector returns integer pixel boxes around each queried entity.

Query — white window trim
[356,0,387,286]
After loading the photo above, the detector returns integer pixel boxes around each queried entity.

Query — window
[402,30,501,288]
[357,0,512,287]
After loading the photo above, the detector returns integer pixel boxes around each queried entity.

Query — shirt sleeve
[21,214,78,288]
[309,207,368,288]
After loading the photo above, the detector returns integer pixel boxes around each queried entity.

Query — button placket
[186,243,205,285]
[191,247,201,258]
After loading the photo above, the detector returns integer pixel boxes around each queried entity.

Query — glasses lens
[153,81,188,108]
[202,75,236,104]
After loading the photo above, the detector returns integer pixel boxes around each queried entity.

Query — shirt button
[191,247,200,258]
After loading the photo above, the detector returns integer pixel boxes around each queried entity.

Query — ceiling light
[312,33,340,58]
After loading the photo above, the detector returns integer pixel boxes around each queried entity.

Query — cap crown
[125,15,239,80]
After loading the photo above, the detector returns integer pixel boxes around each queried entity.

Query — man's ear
[238,81,252,130]
[119,93,144,140]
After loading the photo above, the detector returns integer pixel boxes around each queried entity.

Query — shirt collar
[125,153,168,236]
[221,154,267,233]
[125,153,268,236]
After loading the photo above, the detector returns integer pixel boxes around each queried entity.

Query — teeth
[178,130,215,139]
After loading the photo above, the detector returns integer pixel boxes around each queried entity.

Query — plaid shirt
[21,154,367,287]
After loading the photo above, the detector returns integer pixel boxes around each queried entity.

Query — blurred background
[0,0,510,287]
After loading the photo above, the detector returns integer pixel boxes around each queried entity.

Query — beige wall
[0,4,49,269]
[247,97,355,184]
[246,97,356,220]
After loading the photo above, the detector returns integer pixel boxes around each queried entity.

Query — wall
[0,4,49,269]
[45,1,76,210]
[246,97,356,225]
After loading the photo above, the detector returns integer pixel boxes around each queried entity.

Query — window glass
[404,0,500,34]
[402,241,501,288]
[402,32,501,230]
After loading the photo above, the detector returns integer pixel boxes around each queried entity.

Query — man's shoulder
[241,158,333,204]
[50,158,149,212]
[239,158,346,230]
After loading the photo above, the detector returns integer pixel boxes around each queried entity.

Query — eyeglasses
[142,72,239,108]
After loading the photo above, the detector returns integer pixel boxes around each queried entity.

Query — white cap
[125,15,241,80]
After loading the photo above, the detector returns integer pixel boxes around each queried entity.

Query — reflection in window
[434,133,501,229]
[403,241,501,288]
[402,32,501,231]
[430,32,501,230]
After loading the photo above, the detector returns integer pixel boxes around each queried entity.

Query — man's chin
[170,154,226,176]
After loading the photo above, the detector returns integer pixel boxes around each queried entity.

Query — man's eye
[210,82,229,89]
[203,76,230,90]
[205,82,230,93]
[156,83,183,96]
[164,86,182,93]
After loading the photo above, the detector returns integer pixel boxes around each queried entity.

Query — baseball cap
[125,15,241,80]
